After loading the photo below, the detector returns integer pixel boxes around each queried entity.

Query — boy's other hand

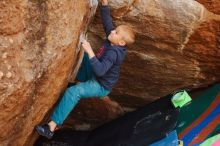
[100,0,108,6]
[82,40,95,59]
[82,40,92,53]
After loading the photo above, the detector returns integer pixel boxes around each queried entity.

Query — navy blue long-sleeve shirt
[89,6,127,91]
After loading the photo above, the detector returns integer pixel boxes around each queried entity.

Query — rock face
[196,0,220,15]
[1,0,220,145]
[88,0,220,104]
[0,0,97,145]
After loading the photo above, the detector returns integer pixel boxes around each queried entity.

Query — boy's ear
[119,40,126,46]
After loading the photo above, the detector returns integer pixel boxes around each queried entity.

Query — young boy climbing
[35,0,135,139]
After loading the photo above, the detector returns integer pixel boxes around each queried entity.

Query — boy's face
[108,26,126,46]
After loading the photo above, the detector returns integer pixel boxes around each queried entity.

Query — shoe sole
[35,126,53,139]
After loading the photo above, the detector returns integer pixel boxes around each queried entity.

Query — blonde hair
[119,25,136,45]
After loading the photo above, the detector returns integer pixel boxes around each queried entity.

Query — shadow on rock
[35,95,179,146]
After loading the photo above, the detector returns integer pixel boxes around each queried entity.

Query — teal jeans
[51,54,110,125]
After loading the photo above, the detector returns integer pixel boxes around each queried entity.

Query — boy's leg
[76,53,94,82]
[51,78,110,126]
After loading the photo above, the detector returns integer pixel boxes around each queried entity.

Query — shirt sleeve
[89,50,117,77]
[101,5,114,37]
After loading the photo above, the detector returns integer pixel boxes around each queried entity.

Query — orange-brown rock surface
[67,0,220,137]
[0,0,220,145]
[0,0,97,145]
[89,0,220,103]
[196,0,220,14]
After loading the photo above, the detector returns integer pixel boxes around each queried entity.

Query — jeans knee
[65,86,82,101]
[65,87,74,96]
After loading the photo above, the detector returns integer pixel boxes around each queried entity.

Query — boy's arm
[100,0,114,37]
[90,50,117,77]
[82,39,117,77]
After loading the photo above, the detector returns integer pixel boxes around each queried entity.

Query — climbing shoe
[35,124,54,139]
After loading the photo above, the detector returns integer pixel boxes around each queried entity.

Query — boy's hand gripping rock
[82,39,92,54]
[100,0,108,5]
